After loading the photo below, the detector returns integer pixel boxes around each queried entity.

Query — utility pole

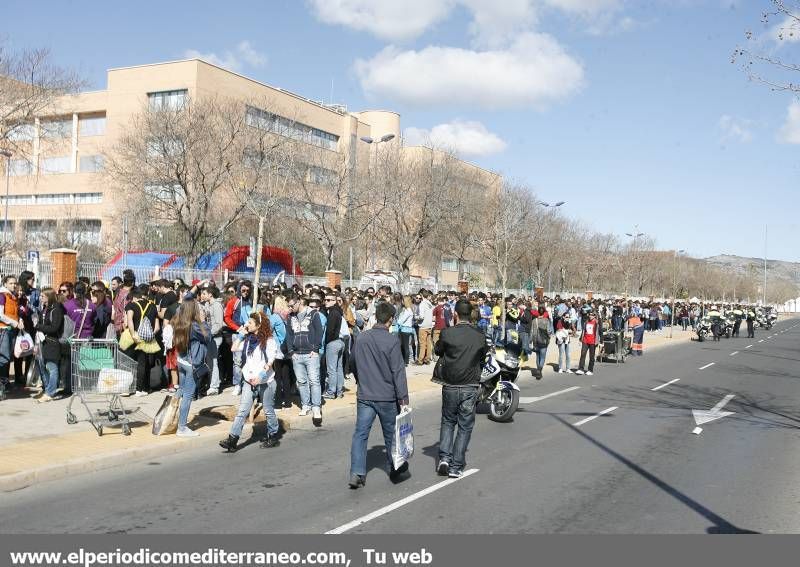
[763,224,768,306]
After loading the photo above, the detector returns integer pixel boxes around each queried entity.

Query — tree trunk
[252,215,265,305]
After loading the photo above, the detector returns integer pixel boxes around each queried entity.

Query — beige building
[2,58,497,282]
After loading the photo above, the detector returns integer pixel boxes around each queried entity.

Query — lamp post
[624,227,645,298]
[1,149,12,247]
[359,133,395,272]
[537,201,565,294]
[669,249,685,339]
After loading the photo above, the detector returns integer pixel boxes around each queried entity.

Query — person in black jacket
[35,288,65,402]
[433,299,488,479]
[322,294,346,400]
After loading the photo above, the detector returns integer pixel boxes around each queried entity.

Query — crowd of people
[0,268,775,484]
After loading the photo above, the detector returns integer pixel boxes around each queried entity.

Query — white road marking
[745,345,753,349]
[698,362,715,370]
[573,406,618,427]
[693,427,703,435]
[325,468,480,534]
[520,386,580,404]
[730,351,739,356]
[651,378,680,391]
[758,339,764,343]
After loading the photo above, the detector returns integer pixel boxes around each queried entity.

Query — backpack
[136,301,155,342]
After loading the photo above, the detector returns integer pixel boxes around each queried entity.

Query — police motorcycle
[723,313,735,338]
[479,331,522,422]
[766,309,777,330]
[696,316,712,342]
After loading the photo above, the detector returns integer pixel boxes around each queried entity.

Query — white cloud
[354,32,584,109]
[460,0,540,46]
[308,0,454,41]
[778,101,800,144]
[543,0,621,17]
[183,41,267,72]
[770,16,800,44]
[719,115,753,143]
[404,120,508,156]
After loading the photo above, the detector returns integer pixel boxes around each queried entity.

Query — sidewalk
[0,326,695,492]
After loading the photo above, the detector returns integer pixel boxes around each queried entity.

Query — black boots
[219,434,239,452]
[260,436,280,449]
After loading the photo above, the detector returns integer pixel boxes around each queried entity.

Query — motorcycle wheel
[489,388,519,423]
[697,333,705,342]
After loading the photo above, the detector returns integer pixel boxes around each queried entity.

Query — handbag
[391,406,414,470]
[119,328,135,350]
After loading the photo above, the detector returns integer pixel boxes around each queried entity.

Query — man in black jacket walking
[434,299,488,478]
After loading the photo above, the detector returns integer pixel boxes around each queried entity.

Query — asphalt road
[2,319,799,534]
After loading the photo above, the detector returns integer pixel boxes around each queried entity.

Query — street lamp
[1,149,12,247]
[624,227,646,298]
[669,249,686,339]
[538,201,565,208]
[360,133,396,271]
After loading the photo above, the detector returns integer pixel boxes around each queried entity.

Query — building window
[40,118,72,139]
[0,195,36,206]
[7,124,35,142]
[79,115,106,137]
[25,220,57,244]
[66,219,102,246]
[441,258,458,272]
[35,193,72,205]
[308,165,337,185]
[41,156,71,174]
[73,192,103,204]
[79,155,105,173]
[245,105,340,151]
[7,158,33,177]
[0,192,102,206]
[148,89,188,111]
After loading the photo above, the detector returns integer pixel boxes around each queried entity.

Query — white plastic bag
[14,331,34,358]
[392,406,415,470]
[97,368,134,394]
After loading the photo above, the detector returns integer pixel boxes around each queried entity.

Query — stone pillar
[535,286,544,300]
[50,248,78,286]
[457,280,469,295]
[325,270,343,289]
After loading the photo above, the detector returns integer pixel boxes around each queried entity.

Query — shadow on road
[552,414,760,534]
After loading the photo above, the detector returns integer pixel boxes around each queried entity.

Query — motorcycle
[723,314,735,338]
[479,339,521,422]
[696,316,712,342]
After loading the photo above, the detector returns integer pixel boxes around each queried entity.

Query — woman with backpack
[172,299,211,438]
[34,288,65,403]
[219,311,281,452]
[124,285,160,397]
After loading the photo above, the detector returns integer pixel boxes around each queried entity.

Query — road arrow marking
[573,406,618,427]
[652,378,680,391]
[698,362,715,370]
[691,394,735,435]
[520,386,580,404]
[745,345,753,349]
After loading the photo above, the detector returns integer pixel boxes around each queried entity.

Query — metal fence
[0,257,55,288]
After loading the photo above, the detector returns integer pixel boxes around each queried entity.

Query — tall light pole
[1,149,12,247]
[538,201,565,294]
[763,224,768,307]
[669,249,685,339]
[359,133,395,272]
[625,227,645,298]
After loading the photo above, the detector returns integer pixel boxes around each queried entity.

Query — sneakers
[586,371,594,376]
[206,388,219,396]
[322,392,337,400]
[558,369,565,374]
[167,386,177,394]
[176,427,199,438]
[298,406,311,416]
[233,385,242,397]
[448,469,464,479]
[312,406,323,427]
[37,394,54,403]
[574,370,584,375]
[566,369,574,374]
[437,460,450,476]
[348,474,366,489]
[134,390,149,397]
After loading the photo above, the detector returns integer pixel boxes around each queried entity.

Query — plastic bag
[97,368,134,394]
[391,406,414,470]
[151,395,180,436]
[14,331,34,358]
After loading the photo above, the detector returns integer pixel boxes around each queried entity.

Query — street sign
[26,250,39,263]
[246,256,255,268]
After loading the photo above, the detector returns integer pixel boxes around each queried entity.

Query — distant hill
[704,254,800,286]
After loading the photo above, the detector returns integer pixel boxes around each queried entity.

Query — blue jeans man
[292,352,321,412]
[438,385,479,475]
[349,399,398,478]
[323,338,345,398]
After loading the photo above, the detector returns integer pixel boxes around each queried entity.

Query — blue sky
[5,0,800,261]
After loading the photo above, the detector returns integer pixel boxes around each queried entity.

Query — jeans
[349,399,399,477]
[0,328,15,383]
[681,317,689,331]
[578,343,596,372]
[492,325,503,346]
[324,339,345,396]
[232,348,243,387]
[439,386,479,472]
[231,380,279,438]
[534,345,548,370]
[518,331,531,356]
[557,341,571,371]
[41,360,59,397]
[209,337,222,390]
[292,353,321,409]
[176,361,197,429]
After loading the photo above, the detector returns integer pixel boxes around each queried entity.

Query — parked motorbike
[479,339,521,422]
[723,314,735,338]
[696,316,712,342]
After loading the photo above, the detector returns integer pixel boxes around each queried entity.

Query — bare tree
[373,145,459,284]
[106,95,252,268]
